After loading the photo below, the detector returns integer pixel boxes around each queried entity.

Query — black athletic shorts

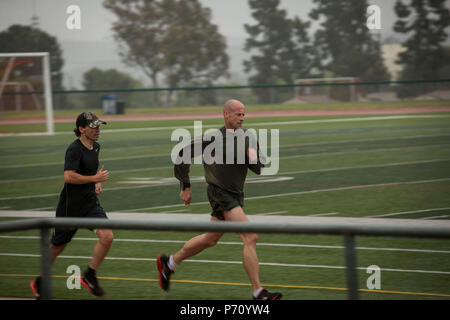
[51,203,108,246]
[207,184,244,220]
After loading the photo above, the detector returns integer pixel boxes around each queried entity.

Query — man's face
[80,125,100,141]
[224,104,245,129]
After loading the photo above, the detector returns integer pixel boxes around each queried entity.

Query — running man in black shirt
[157,99,282,300]
[30,112,113,299]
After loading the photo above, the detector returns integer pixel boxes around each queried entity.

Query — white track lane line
[1,235,449,254]
[0,252,449,275]
[366,207,450,218]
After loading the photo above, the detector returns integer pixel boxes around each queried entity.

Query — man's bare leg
[48,229,113,270]
[223,206,261,291]
[89,229,114,270]
[50,243,68,264]
[172,217,223,265]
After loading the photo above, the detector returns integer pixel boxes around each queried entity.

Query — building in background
[381,43,406,81]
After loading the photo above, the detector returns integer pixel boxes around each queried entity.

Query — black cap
[76,112,107,129]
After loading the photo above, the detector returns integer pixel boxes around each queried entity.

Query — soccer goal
[293,77,360,103]
[0,52,54,135]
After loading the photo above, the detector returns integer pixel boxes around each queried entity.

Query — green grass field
[0,109,450,300]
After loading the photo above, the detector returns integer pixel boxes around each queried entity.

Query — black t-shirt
[56,139,100,217]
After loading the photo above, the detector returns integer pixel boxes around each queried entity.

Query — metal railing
[1,217,450,300]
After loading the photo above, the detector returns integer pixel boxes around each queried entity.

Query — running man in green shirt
[156,99,282,300]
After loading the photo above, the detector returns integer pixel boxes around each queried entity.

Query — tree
[83,68,142,91]
[103,0,229,104]
[0,24,64,90]
[243,0,316,103]
[394,0,450,98]
[82,68,144,108]
[309,0,390,84]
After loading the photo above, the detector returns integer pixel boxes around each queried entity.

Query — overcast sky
[0,0,446,88]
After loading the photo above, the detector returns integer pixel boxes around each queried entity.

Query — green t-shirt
[174,126,264,194]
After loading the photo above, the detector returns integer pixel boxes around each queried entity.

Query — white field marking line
[109,132,436,155]
[243,177,450,202]
[57,114,450,135]
[366,207,450,218]
[118,210,212,215]
[3,156,448,200]
[0,181,190,201]
[1,236,450,254]
[279,158,450,176]
[126,211,209,215]
[307,212,339,217]
[2,132,448,162]
[2,176,450,203]
[255,211,288,216]
[279,133,450,150]
[0,132,52,137]
[250,114,450,126]
[0,206,10,209]
[0,144,171,160]
[25,206,54,211]
[0,152,169,169]
[2,132,449,175]
[0,166,172,184]
[0,175,63,184]
[0,114,435,137]
[120,205,198,213]
[127,176,294,186]
[3,132,450,170]
[2,115,450,168]
[0,192,60,201]
[1,114,449,138]
[0,138,448,174]
[2,151,449,185]
[280,145,450,160]
[421,215,450,220]
[3,132,449,166]
[2,173,450,203]
[114,177,450,212]
[0,252,449,275]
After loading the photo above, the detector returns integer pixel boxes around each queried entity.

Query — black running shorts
[207,184,244,220]
[51,203,108,246]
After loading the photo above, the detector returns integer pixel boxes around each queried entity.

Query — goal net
[293,77,360,104]
[0,52,54,135]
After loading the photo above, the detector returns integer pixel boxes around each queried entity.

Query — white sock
[253,287,263,298]
[168,255,177,271]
